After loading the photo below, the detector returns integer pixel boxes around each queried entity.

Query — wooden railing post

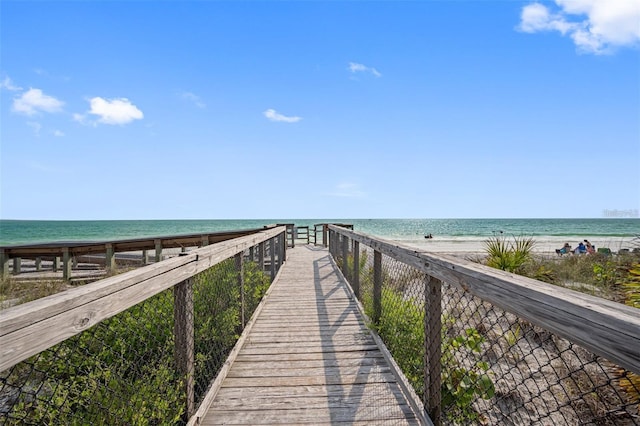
[200,235,209,247]
[52,256,59,272]
[12,257,21,276]
[155,239,163,263]
[105,243,115,272]
[0,249,8,279]
[258,241,265,272]
[141,250,149,266]
[174,276,194,419]
[329,230,335,257]
[270,237,276,281]
[62,248,72,280]
[342,234,349,279]
[323,224,328,247]
[35,257,42,272]
[289,225,295,248]
[236,252,245,329]
[373,250,382,325]
[353,241,360,299]
[280,232,286,263]
[424,275,442,426]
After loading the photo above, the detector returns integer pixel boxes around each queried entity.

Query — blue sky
[1,0,639,220]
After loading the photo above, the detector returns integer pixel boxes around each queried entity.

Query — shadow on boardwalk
[200,245,422,425]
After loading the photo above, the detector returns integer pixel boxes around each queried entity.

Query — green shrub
[441,327,495,423]
[6,259,271,425]
[484,235,535,273]
[365,281,494,423]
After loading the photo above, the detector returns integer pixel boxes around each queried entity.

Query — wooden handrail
[0,227,276,258]
[328,225,640,376]
[0,226,286,372]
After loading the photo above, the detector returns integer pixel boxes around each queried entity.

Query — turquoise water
[0,218,638,246]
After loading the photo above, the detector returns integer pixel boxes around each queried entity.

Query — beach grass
[0,277,70,307]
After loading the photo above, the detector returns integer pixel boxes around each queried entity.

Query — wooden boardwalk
[199,245,423,425]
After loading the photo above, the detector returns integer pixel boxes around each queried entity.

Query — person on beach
[584,239,595,254]
[574,242,587,254]
[556,243,571,255]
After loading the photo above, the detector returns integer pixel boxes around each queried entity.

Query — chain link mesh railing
[0,231,285,425]
[329,227,640,426]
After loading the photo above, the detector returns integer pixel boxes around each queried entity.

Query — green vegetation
[350,252,495,423]
[484,239,640,302]
[440,327,495,423]
[3,259,271,425]
[484,234,535,273]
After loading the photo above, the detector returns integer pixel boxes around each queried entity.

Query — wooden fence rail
[0,226,278,280]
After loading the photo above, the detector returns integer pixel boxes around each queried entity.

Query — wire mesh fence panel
[192,252,274,406]
[330,229,640,426]
[0,288,183,425]
[439,283,640,425]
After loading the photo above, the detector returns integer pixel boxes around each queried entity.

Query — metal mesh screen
[1,236,281,425]
[438,282,639,425]
[193,253,272,405]
[0,289,181,424]
[331,230,640,426]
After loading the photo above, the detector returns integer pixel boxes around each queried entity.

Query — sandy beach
[398,235,635,256]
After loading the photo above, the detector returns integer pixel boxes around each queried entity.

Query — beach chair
[555,246,571,256]
[597,247,612,256]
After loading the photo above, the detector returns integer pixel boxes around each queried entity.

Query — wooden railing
[0,226,278,280]
[328,225,640,425]
[0,226,287,422]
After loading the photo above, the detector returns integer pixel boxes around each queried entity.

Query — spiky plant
[484,235,535,273]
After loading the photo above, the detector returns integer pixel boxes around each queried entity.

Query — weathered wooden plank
[233,351,384,363]
[209,393,413,410]
[238,345,381,356]
[225,365,391,378]
[202,404,417,425]
[212,382,405,400]
[231,357,386,370]
[244,331,371,341]
[202,421,418,426]
[242,336,375,348]
[252,317,364,325]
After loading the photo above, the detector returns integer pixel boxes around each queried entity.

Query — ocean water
[1,219,638,252]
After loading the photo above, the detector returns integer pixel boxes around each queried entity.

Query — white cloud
[263,108,302,123]
[87,97,144,125]
[348,62,382,78]
[12,88,64,115]
[0,76,22,91]
[327,182,366,198]
[53,130,65,137]
[180,91,206,108]
[518,0,640,54]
